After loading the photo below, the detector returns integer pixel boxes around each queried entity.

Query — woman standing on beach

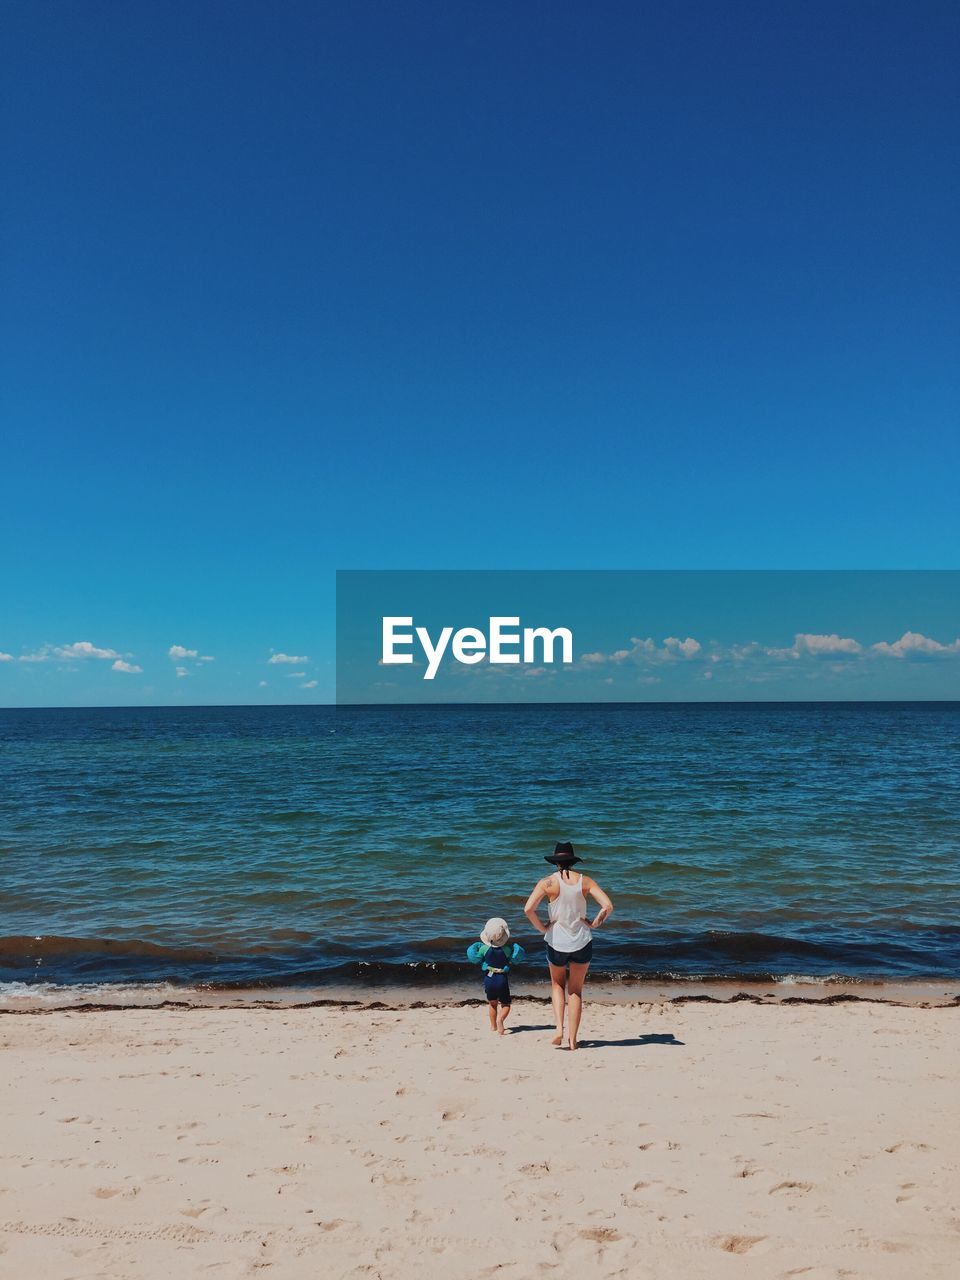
[524,842,613,1050]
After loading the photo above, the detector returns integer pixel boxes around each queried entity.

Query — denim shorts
[546,940,593,967]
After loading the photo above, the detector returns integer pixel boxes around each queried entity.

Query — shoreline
[3,976,958,1013]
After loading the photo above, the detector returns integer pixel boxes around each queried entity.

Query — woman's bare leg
[548,963,568,1045]
[566,962,590,1050]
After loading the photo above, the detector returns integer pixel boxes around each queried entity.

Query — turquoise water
[1,703,958,987]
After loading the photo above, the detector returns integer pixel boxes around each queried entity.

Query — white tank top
[545,872,592,951]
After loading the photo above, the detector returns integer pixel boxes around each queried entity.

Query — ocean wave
[2,926,958,988]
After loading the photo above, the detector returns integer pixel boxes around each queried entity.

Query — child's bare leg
[548,963,568,1045]
[496,1003,511,1034]
[487,1001,499,1031]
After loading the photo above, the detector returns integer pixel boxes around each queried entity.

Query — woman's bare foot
[551,1031,564,1046]
[569,1038,579,1051]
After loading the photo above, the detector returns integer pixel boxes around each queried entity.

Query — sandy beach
[1,997,957,1279]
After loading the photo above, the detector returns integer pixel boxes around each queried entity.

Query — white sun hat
[480,918,510,947]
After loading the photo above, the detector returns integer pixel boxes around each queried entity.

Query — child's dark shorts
[483,972,511,1005]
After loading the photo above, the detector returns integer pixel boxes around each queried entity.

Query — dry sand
[1,998,957,1278]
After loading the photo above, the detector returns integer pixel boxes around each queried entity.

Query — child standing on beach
[467,918,525,1035]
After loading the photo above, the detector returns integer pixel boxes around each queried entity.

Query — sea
[1,703,958,996]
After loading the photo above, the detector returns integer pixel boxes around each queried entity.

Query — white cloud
[702,669,713,680]
[766,633,862,660]
[582,636,702,667]
[175,666,189,678]
[0,652,12,662]
[55,641,121,660]
[112,659,142,674]
[871,631,960,658]
[258,680,268,688]
[269,653,310,665]
[169,644,215,665]
[624,638,658,659]
[301,679,318,689]
[286,671,306,678]
[799,633,861,655]
[757,631,960,662]
[19,641,125,663]
[664,636,701,657]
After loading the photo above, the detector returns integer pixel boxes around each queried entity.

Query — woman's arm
[584,877,614,928]
[523,880,550,935]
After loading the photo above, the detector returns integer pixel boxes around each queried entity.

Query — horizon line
[1,698,959,711]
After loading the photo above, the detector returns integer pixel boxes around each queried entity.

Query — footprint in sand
[782,1269,853,1278]
[371,1171,416,1186]
[579,1227,621,1244]
[715,1234,766,1254]
[621,1180,687,1207]
[93,1185,140,1200]
[179,1203,210,1219]
[769,1181,814,1195]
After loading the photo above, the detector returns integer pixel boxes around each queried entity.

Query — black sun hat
[544,841,583,866]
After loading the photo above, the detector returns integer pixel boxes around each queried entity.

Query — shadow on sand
[508,1025,684,1049]
[579,1033,684,1049]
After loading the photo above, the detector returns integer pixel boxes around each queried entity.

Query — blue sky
[1,2,958,706]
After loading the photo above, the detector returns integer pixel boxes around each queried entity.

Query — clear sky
[1,2,958,706]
